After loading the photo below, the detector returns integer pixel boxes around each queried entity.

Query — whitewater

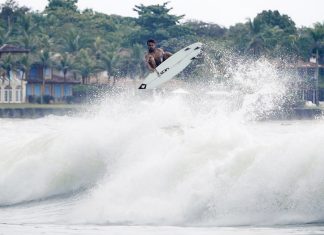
[1,59,324,234]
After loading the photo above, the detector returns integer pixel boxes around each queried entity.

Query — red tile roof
[28,74,81,84]
[0,44,29,53]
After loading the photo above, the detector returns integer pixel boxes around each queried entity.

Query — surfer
[145,39,172,72]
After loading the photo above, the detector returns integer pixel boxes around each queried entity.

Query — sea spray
[0,57,323,227]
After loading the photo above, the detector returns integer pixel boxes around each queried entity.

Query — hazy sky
[8,0,324,27]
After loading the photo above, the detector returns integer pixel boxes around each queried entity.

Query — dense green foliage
[0,0,323,85]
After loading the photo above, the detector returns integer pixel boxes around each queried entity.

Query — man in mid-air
[145,39,172,72]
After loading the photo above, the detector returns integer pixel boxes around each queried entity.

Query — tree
[0,0,29,32]
[0,53,14,86]
[75,48,95,84]
[60,29,87,55]
[44,0,83,45]
[17,54,30,81]
[227,23,251,53]
[133,2,184,42]
[253,10,297,35]
[56,52,73,82]
[246,10,298,57]
[16,13,38,57]
[111,45,146,80]
[226,11,299,57]
[100,49,119,85]
[184,20,226,38]
[17,54,31,102]
[310,22,324,105]
[93,36,104,59]
[246,18,266,57]
[296,23,324,64]
[296,27,315,60]
[38,49,52,104]
[310,22,324,60]
[45,0,78,13]
[0,24,11,45]
[129,43,145,79]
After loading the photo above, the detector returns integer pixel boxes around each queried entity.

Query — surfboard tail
[138,84,147,89]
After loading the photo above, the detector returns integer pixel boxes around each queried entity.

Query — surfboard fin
[138,84,147,89]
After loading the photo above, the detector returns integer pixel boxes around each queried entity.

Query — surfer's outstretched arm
[145,54,157,72]
[163,51,172,60]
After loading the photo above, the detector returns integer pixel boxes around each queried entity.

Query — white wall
[0,74,27,103]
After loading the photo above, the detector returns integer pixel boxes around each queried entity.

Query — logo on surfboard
[159,68,170,75]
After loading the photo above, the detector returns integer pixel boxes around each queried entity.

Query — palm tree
[310,23,324,56]
[0,54,14,103]
[100,50,118,85]
[17,14,38,54]
[246,18,265,57]
[56,52,73,82]
[59,30,88,82]
[0,54,13,86]
[92,36,106,84]
[93,36,104,60]
[61,30,85,55]
[17,54,31,102]
[310,22,324,105]
[130,43,145,79]
[38,34,54,51]
[0,25,11,45]
[38,50,52,104]
[75,49,95,84]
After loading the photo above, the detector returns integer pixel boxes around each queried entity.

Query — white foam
[0,58,323,227]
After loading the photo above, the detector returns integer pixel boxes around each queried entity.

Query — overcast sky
[8,0,324,27]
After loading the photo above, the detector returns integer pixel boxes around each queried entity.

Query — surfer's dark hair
[147,39,156,45]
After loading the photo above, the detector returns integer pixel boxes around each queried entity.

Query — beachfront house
[0,44,29,103]
[0,74,27,104]
[27,64,80,103]
[295,61,324,104]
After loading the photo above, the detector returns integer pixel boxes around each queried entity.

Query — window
[4,86,12,103]
[45,67,51,78]
[16,90,20,102]
[16,86,21,102]
[9,90,12,102]
[29,67,38,79]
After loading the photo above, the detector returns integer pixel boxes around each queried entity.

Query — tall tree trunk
[107,72,111,86]
[21,71,25,103]
[315,48,319,106]
[41,67,46,104]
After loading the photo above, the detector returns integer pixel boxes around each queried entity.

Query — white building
[0,74,27,103]
[0,44,29,103]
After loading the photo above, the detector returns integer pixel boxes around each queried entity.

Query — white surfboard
[139,42,203,89]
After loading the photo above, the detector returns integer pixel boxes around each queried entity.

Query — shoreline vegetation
[0,0,323,87]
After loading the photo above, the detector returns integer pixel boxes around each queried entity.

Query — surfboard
[139,42,203,89]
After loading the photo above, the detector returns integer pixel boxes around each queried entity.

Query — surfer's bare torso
[145,39,172,71]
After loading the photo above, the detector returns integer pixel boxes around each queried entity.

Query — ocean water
[1,60,324,234]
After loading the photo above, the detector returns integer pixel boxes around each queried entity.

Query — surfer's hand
[154,69,160,76]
